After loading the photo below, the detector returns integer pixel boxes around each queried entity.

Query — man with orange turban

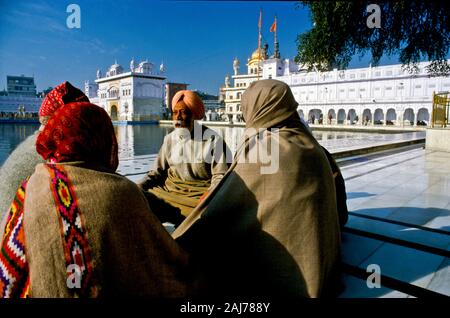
[137,90,230,219]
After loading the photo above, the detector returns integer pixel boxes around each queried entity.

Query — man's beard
[173,120,191,129]
[173,120,183,128]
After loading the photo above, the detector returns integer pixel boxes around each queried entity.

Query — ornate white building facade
[223,53,450,126]
[221,45,269,122]
[85,59,166,122]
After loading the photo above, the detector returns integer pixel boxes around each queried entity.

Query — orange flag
[270,17,277,32]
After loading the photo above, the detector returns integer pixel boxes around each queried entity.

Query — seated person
[137,90,230,218]
[0,102,188,297]
[0,81,89,220]
[172,80,341,298]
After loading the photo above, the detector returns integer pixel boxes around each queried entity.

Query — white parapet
[425,128,450,152]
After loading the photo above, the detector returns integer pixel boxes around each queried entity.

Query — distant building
[0,95,42,115]
[0,75,42,116]
[191,91,223,121]
[203,99,223,111]
[85,58,166,122]
[7,75,37,97]
[203,99,225,121]
[37,87,53,98]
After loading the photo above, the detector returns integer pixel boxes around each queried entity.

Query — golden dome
[251,48,262,60]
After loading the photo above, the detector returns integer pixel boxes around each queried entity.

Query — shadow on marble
[339,274,410,298]
[347,192,377,200]
[426,258,450,296]
[350,206,450,233]
[358,242,445,289]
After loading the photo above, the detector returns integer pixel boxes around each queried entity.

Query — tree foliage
[295,1,450,76]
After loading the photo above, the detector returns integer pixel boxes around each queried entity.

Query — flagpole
[258,9,262,54]
[274,15,277,51]
[257,8,262,80]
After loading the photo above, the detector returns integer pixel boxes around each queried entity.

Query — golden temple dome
[251,48,262,60]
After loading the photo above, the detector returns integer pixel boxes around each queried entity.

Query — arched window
[108,87,119,98]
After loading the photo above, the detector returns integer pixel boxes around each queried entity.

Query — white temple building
[85,58,166,122]
[223,49,450,126]
[220,50,262,122]
[221,24,450,126]
[264,58,450,126]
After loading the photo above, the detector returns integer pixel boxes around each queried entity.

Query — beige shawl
[23,162,189,297]
[172,79,341,297]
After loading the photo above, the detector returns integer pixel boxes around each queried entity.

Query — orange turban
[171,90,205,120]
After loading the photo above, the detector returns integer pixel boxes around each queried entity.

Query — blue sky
[0,0,400,95]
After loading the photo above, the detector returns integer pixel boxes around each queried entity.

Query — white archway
[337,109,346,124]
[110,104,118,121]
[347,109,357,124]
[417,108,430,125]
[386,108,396,125]
[403,108,415,125]
[308,109,323,124]
[374,108,384,125]
[362,109,372,125]
[327,109,336,124]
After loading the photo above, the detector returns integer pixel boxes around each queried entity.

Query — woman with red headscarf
[0,102,188,297]
[0,82,89,221]
[137,90,230,219]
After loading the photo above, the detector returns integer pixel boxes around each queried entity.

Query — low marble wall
[426,128,450,152]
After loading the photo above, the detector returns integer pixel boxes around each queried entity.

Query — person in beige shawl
[0,101,188,298]
[138,90,230,219]
[172,79,342,298]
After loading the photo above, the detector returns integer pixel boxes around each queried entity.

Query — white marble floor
[340,148,450,298]
[319,131,425,153]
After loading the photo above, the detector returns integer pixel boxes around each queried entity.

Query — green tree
[295,1,450,76]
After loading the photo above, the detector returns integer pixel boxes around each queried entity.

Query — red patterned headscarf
[36,102,119,171]
[39,81,90,117]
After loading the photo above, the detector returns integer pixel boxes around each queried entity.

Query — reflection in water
[0,124,40,165]
[0,123,425,166]
[114,125,173,159]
